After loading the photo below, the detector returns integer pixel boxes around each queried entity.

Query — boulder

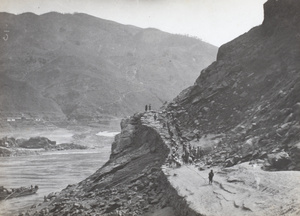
[291,142,300,170]
[240,138,255,157]
[267,151,291,170]
[259,151,268,159]
[224,158,235,167]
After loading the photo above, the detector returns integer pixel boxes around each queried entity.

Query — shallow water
[0,147,111,216]
[96,131,120,137]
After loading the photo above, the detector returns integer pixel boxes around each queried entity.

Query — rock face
[27,114,177,215]
[171,0,300,171]
[0,12,217,121]
[263,0,300,35]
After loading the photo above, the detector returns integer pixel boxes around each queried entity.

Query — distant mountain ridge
[0,12,217,121]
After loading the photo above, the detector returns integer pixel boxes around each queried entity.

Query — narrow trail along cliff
[145,112,300,216]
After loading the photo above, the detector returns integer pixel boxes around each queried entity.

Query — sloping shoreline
[0,146,43,157]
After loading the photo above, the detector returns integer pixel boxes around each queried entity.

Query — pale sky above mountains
[0,0,267,46]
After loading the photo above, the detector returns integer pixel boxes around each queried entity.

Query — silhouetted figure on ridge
[149,104,151,110]
[145,105,148,111]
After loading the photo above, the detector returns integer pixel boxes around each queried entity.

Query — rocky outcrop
[26,113,178,215]
[0,136,87,156]
[26,110,209,216]
[19,137,56,149]
[263,0,300,35]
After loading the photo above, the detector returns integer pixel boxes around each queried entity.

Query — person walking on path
[149,104,151,110]
[145,105,148,112]
[154,113,157,121]
[208,170,214,184]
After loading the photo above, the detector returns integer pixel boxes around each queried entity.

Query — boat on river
[0,185,38,201]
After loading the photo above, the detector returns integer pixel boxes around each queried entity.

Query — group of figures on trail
[182,143,204,164]
[161,109,204,167]
[168,143,204,168]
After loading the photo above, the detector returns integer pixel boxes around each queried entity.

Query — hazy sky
[0,0,267,46]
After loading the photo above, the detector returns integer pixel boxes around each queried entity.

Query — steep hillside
[0,74,64,119]
[0,12,217,121]
[171,0,300,170]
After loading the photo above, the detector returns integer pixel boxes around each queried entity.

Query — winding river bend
[0,131,116,216]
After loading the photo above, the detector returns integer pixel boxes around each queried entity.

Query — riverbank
[0,121,121,157]
[0,149,112,216]
[0,122,120,147]
[0,122,119,216]
[0,146,43,157]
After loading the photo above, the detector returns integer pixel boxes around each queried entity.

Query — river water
[0,130,117,216]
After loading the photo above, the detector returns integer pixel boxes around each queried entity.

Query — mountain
[25,1,300,216]
[0,74,64,119]
[0,12,217,121]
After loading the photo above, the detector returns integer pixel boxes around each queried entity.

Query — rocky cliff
[171,0,300,171]
[26,112,203,216]
[0,12,217,121]
[24,0,300,216]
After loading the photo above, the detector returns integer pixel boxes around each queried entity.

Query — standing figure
[195,133,200,141]
[154,113,157,121]
[208,170,214,184]
[149,104,152,110]
[145,105,148,111]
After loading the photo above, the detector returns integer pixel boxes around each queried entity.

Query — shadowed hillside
[0,12,217,121]
[0,74,64,119]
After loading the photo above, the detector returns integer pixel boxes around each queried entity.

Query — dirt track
[164,164,300,216]
[142,111,300,216]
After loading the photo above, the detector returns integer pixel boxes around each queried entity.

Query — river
[0,130,118,216]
